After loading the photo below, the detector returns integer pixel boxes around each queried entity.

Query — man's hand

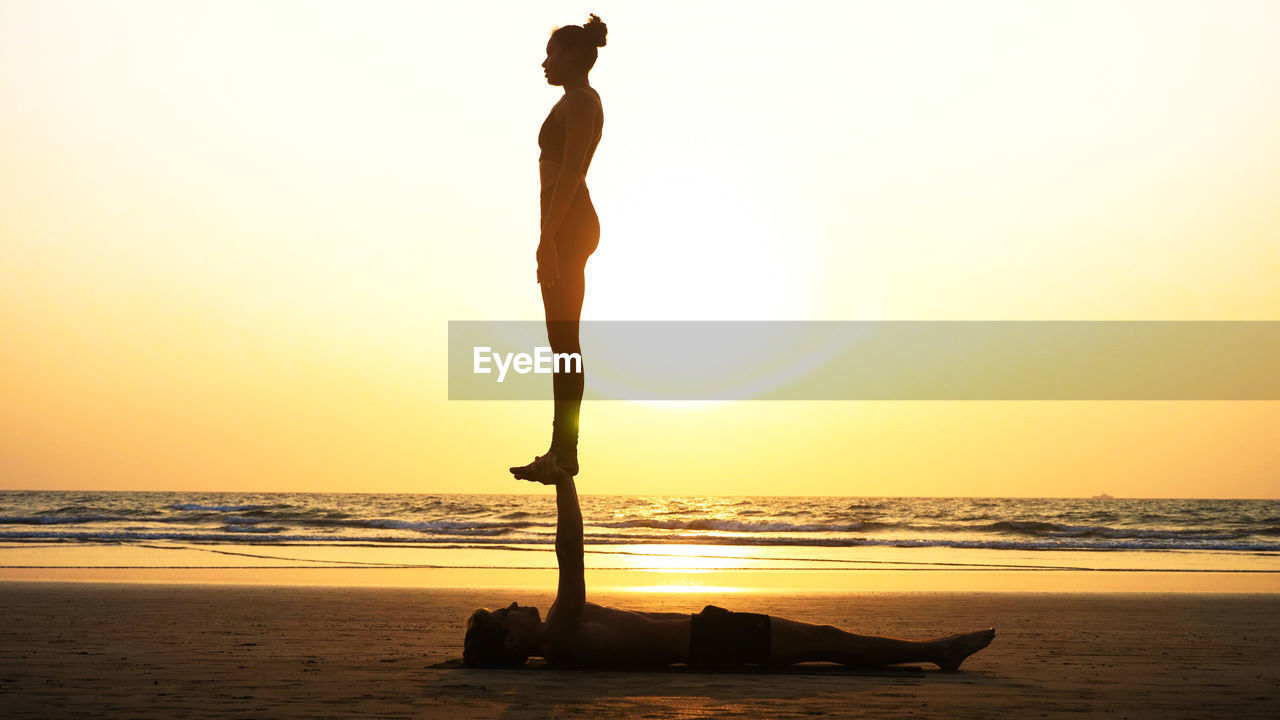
[537,240,560,287]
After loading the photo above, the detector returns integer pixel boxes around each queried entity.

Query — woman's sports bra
[538,100,565,163]
[538,89,602,165]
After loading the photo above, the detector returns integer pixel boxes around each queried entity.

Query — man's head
[462,602,543,667]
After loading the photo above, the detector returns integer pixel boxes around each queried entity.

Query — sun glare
[589,145,807,321]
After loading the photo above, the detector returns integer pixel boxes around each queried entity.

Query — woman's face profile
[541,39,575,86]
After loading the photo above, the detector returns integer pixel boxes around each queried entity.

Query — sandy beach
[2,581,1276,718]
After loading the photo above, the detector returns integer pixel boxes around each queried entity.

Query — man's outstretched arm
[546,476,585,639]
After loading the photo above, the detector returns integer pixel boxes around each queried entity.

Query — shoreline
[3,568,1279,594]
[3,541,1277,593]
[3,566,1278,594]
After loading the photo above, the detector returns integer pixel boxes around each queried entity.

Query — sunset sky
[2,1,1278,497]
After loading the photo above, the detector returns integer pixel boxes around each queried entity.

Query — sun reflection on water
[599,544,759,594]
[625,584,745,594]
[604,543,760,572]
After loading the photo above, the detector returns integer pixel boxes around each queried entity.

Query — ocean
[2,492,1278,572]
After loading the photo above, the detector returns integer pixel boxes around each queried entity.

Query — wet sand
[1,582,1276,718]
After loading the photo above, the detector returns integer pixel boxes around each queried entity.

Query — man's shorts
[688,604,772,668]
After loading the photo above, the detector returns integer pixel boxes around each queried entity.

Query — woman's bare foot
[509,453,570,485]
[510,448,577,479]
[932,628,995,671]
[555,450,578,477]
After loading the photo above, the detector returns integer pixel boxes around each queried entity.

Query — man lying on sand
[464,466,995,670]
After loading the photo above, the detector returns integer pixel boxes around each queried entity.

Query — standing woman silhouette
[510,14,607,483]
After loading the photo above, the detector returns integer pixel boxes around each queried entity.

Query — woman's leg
[516,194,598,479]
[540,248,588,472]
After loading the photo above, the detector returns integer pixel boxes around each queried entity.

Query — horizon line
[1,488,1275,501]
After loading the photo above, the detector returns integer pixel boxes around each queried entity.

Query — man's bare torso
[545,602,690,667]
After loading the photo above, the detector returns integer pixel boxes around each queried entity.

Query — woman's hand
[537,240,560,287]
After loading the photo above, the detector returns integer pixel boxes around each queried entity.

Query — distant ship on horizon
[1091,492,1115,500]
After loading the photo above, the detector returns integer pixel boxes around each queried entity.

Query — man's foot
[509,452,570,485]
[932,628,995,671]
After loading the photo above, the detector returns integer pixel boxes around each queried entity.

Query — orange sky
[2,1,1278,497]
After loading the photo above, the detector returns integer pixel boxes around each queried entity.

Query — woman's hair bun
[583,13,607,48]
